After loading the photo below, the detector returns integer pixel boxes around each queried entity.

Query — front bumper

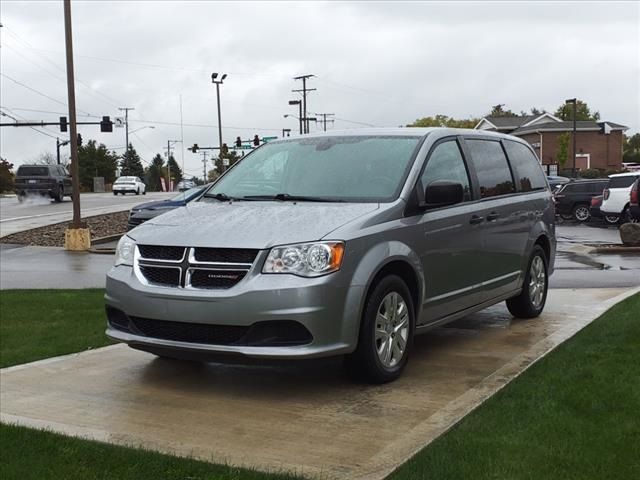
[105,263,363,359]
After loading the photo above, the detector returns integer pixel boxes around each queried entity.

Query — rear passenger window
[466,139,515,198]
[503,141,547,192]
[421,141,472,202]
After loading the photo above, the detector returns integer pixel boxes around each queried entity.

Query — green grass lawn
[0,289,112,368]
[390,292,640,480]
[0,289,638,479]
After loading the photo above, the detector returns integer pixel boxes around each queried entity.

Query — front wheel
[54,185,64,203]
[507,245,548,319]
[345,275,414,384]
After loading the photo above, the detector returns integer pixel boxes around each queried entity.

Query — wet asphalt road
[0,222,638,290]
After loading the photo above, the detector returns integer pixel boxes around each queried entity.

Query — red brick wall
[518,130,623,171]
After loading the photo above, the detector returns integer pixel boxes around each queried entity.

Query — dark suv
[553,179,609,222]
[14,164,72,202]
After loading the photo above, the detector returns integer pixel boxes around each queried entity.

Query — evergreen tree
[120,144,145,178]
[146,154,165,192]
[78,139,119,190]
[167,155,183,184]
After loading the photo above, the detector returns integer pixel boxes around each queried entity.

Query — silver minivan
[106,128,555,383]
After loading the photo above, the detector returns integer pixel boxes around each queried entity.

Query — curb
[88,233,123,254]
[589,245,640,254]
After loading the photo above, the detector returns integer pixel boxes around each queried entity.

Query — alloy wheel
[574,206,589,222]
[375,292,409,368]
[528,256,546,309]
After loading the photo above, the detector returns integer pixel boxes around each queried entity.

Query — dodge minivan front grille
[136,245,257,289]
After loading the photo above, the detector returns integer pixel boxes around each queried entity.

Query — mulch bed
[0,211,128,247]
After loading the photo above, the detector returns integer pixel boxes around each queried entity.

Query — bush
[0,158,15,193]
[579,168,601,178]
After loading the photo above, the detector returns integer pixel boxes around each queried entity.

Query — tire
[507,245,548,319]
[54,185,64,203]
[622,207,638,224]
[559,213,573,221]
[142,189,146,195]
[136,188,140,195]
[345,275,415,384]
[113,191,118,196]
[572,204,590,222]
[17,194,25,203]
[604,215,620,225]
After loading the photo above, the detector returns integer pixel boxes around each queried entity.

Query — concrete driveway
[1,287,636,479]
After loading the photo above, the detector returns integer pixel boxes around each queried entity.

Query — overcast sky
[1,0,638,178]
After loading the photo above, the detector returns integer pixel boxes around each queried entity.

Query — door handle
[469,215,484,225]
[486,212,501,222]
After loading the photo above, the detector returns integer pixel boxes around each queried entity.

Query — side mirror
[422,180,464,208]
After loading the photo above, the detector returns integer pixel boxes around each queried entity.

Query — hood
[129,201,379,248]
[132,199,183,211]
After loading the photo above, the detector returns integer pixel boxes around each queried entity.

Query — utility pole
[211,73,227,163]
[63,0,82,231]
[119,107,134,153]
[288,100,303,134]
[166,139,181,191]
[201,150,208,182]
[314,113,335,132]
[293,74,315,134]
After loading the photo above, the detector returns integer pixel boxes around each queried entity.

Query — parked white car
[113,176,146,195]
[600,172,640,223]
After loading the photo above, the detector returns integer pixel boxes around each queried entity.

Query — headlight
[115,235,136,266]
[263,241,345,277]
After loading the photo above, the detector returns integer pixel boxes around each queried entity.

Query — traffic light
[190,144,199,153]
[77,133,83,147]
[221,143,229,155]
[100,116,113,133]
[253,135,260,147]
[235,136,242,148]
[59,116,68,132]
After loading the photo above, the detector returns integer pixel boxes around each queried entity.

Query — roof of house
[511,120,628,136]
[484,115,537,128]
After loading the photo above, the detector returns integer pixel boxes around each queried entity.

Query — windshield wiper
[203,192,237,201]
[242,193,344,202]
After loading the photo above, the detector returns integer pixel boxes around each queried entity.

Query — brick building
[475,113,627,175]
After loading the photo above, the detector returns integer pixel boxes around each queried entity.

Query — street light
[129,125,155,135]
[212,72,226,167]
[288,100,303,134]
[565,98,577,178]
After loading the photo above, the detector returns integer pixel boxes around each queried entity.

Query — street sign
[261,136,277,142]
[114,117,125,128]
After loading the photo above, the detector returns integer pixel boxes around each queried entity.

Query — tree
[34,151,57,165]
[408,114,478,129]
[145,154,165,191]
[623,132,640,164]
[167,155,183,185]
[556,133,570,168]
[120,144,144,178]
[0,158,15,193]
[554,100,600,121]
[488,104,517,117]
[77,140,119,191]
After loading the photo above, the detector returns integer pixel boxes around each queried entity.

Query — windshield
[115,177,135,183]
[170,185,205,202]
[205,136,422,202]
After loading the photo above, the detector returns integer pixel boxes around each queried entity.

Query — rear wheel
[345,275,414,384]
[136,188,140,195]
[17,194,26,203]
[572,204,590,222]
[113,191,118,196]
[55,185,64,203]
[622,207,638,224]
[507,245,548,319]
[604,214,620,225]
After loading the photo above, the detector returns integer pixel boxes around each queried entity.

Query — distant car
[600,172,640,223]
[589,195,620,225]
[127,184,209,230]
[629,178,639,222]
[547,175,570,191]
[176,180,196,191]
[14,164,72,202]
[113,176,146,195]
[553,179,609,222]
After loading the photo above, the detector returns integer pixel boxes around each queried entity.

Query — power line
[313,113,335,132]
[0,108,63,140]
[292,74,316,134]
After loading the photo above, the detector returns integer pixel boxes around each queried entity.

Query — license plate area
[28,179,37,184]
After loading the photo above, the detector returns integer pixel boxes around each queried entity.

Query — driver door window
[421,140,472,202]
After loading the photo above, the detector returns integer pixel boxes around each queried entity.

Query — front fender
[341,240,424,344]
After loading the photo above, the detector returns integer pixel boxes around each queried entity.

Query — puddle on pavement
[556,251,639,271]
